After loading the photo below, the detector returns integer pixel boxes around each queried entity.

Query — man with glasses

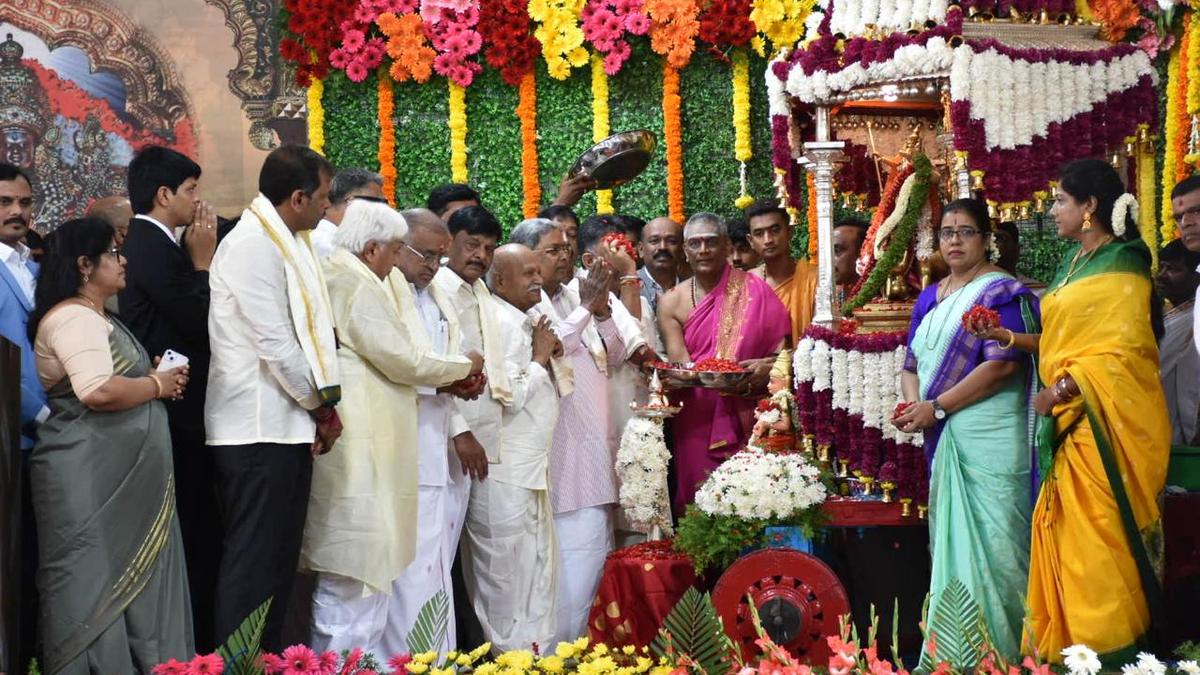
[311,168,386,260]
[657,213,791,513]
[383,208,487,651]
[745,199,815,344]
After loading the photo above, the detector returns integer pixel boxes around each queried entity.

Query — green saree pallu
[906,272,1040,669]
[30,318,192,674]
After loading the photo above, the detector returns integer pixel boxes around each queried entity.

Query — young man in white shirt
[206,145,341,650]
[462,243,562,653]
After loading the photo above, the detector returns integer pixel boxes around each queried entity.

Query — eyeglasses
[537,244,573,257]
[404,242,442,266]
[103,245,123,258]
[938,228,982,241]
[684,236,721,251]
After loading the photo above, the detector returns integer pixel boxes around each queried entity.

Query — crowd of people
[0,143,1194,673]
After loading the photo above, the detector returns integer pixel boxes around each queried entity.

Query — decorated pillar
[803,139,845,327]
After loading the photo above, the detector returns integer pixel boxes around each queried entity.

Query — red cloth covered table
[587,540,698,647]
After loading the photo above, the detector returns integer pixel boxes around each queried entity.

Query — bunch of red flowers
[480,0,540,85]
[697,0,754,48]
[961,305,1001,332]
[692,357,743,372]
[891,401,912,420]
[601,231,639,262]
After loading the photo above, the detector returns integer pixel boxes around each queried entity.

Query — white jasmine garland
[767,56,789,117]
[694,449,828,520]
[1111,193,1137,238]
[812,338,832,392]
[859,0,881,30]
[860,351,883,429]
[949,44,972,102]
[616,417,674,536]
[1061,645,1102,675]
[830,346,849,410]
[794,336,815,387]
[916,206,934,262]
[924,0,946,23]
[847,349,865,416]
[873,171,918,258]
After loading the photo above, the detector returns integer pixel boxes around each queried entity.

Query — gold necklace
[936,260,985,303]
[76,294,113,325]
[1053,236,1112,293]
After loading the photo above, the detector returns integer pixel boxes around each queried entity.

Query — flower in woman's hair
[186,654,225,675]
[153,659,189,675]
[1060,645,1101,675]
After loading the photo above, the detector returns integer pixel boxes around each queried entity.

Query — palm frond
[917,579,986,673]
[217,598,271,675]
[651,588,733,675]
[407,590,450,655]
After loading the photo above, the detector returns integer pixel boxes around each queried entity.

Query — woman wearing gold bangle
[893,198,1040,666]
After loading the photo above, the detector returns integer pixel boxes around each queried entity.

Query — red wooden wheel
[712,549,850,664]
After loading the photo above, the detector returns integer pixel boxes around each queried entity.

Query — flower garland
[592,53,615,214]
[379,12,437,83]
[307,77,326,156]
[732,48,755,209]
[378,71,398,206]
[663,62,686,223]
[1135,127,1159,267]
[616,417,674,536]
[871,171,918,258]
[854,162,915,281]
[449,81,469,183]
[1162,31,1185,245]
[915,204,934,262]
[699,0,755,49]
[645,0,701,68]
[1174,22,1193,181]
[1184,15,1200,167]
[844,155,932,315]
[531,0,590,79]
[581,0,650,76]
[482,0,541,85]
[749,0,809,58]
[518,71,542,217]
[806,171,818,260]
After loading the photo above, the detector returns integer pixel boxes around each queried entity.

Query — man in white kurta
[304,201,481,655]
[385,210,485,654]
[462,244,562,653]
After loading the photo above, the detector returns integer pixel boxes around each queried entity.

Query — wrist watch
[931,399,947,420]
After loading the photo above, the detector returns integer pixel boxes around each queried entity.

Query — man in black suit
[118,146,221,651]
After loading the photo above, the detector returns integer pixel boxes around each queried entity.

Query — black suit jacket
[118,217,211,431]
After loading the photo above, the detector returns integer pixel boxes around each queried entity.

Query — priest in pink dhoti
[657,213,791,514]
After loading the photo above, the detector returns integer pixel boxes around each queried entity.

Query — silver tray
[568,130,657,189]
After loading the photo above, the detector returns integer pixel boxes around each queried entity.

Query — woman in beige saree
[27,218,193,674]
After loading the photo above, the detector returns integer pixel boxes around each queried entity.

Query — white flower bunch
[847,349,865,416]
[694,449,828,520]
[812,338,832,392]
[830,346,849,410]
[1111,193,1138,238]
[1061,645,1102,675]
[793,336,815,387]
[757,408,783,426]
[616,417,674,536]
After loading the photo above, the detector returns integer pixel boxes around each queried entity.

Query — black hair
[834,217,869,235]
[941,198,993,234]
[728,217,751,246]
[329,168,384,205]
[995,221,1019,243]
[24,229,45,250]
[1171,174,1200,201]
[427,183,480,215]
[1058,159,1134,241]
[578,214,621,255]
[1161,238,1200,270]
[538,204,579,226]
[126,146,202,215]
[613,214,645,241]
[744,199,789,224]
[0,162,31,186]
[28,218,115,342]
[448,205,503,240]
[259,145,333,207]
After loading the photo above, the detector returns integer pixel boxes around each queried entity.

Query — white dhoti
[554,505,614,645]
[310,573,389,655]
[462,478,557,653]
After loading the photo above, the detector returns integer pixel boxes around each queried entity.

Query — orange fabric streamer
[663,63,685,223]
[518,70,541,219]
[378,71,397,206]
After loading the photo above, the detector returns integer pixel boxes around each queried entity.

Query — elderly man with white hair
[302,199,484,654]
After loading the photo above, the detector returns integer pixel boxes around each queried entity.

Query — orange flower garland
[645,0,700,69]
[1089,0,1140,42]
[1176,20,1192,184]
[663,62,685,223]
[379,12,436,83]
[806,171,818,260]
[518,70,542,218]
[1162,25,1185,245]
[378,70,397,206]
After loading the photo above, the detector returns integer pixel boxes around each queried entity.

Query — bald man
[461,243,562,652]
[87,195,133,245]
[638,217,683,312]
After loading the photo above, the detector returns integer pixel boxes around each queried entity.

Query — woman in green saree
[27,218,193,674]
[893,199,1039,667]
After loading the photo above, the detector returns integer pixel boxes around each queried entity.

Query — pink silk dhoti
[670,265,791,514]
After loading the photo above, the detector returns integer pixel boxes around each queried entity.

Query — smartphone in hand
[156,349,190,372]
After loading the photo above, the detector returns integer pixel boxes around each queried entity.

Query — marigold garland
[663,62,685,222]
[732,48,754,209]
[1162,38,1183,246]
[806,171,818,260]
[518,70,542,217]
[1176,21,1193,181]
[379,12,437,83]
[1135,127,1159,272]
[591,54,615,214]
[449,81,469,183]
[645,0,701,69]
[530,0,590,79]
[307,76,326,156]
[378,71,397,206]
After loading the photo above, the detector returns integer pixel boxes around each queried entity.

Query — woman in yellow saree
[977,159,1169,663]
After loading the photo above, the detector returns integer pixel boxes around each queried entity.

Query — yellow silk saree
[1028,239,1169,663]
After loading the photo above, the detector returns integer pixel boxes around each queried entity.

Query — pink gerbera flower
[354,3,378,23]
[329,48,351,69]
[153,659,189,675]
[624,12,650,34]
[317,651,339,675]
[338,649,363,675]
[345,59,370,82]
[187,654,225,675]
[342,28,367,52]
[280,646,320,675]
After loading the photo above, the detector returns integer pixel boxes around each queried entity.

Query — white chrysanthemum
[1061,645,1101,675]
[695,450,827,520]
[616,417,673,535]
[1137,653,1166,675]
[1122,665,1147,675]
[1177,660,1200,675]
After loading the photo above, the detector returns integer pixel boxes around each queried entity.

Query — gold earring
[1081,212,1092,232]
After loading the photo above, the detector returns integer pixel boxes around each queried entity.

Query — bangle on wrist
[999,328,1016,350]
[150,375,164,398]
